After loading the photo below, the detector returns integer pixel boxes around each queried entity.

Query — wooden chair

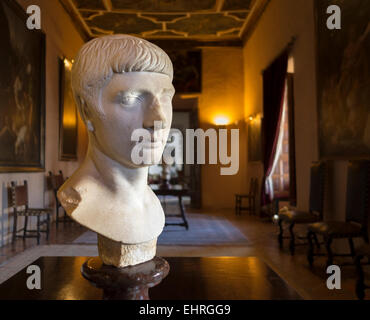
[354,244,370,299]
[278,161,325,255]
[10,180,51,245]
[47,171,71,228]
[235,178,259,215]
[307,161,370,268]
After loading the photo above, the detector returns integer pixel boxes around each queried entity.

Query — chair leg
[46,214,50,241]
[325,236,334,267]
[364,233,369,244]
[56,204,59,229]
[313,233,320,250]
[348,238,356,258]
[12,214,18,243]
[307,231,314,267]
[23,216,28,239]
[278,219,284,249]
[355,254,366,300]
[178,196,189,230]
[289,223,295,255]
[37,216,40,245]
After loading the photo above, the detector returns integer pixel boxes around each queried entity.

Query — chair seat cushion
[17,208,52,216]
[308,221,363,237]
[235,194,253,199]
[357,244,370,259]
[279,210,320,223]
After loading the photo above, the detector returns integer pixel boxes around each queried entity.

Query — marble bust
[57,35,174,267]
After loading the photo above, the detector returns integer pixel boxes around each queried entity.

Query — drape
[261,50,288,205]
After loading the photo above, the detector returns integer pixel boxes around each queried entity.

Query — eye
[118,92,143,107]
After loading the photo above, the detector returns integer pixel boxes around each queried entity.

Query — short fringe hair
[71,34,173,115]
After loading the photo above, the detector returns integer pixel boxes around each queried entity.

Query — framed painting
[316,0,370,158]
[248,117,263,162]
[0,0,45,172]
[59,58,78,161]
[167,50,202,93]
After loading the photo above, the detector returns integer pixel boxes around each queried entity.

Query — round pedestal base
[81,256,170,300]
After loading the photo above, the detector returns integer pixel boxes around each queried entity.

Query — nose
[143,96,167,130]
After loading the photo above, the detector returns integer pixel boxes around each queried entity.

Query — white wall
[0,0,86,246]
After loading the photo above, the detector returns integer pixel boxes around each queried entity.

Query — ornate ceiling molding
[59,0,269,46]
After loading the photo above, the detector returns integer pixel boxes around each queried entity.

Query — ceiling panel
[222,0,252,11]
[74,0,106,10]
[111,0,217,12]
[61,0,269,44]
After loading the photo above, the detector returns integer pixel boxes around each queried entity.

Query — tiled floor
[0,209,369,300]
[0,220,87,265]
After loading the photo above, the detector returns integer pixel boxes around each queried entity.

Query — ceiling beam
[102,0,112,11]
[59,0,91,42]
[149,38,243,50]
[215,0,225,12]
[241,0,270,45]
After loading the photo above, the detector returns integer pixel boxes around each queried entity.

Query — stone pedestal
[98,235,157,268]
[81,256,170,300]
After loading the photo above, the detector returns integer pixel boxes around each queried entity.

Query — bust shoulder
[57,164,101,215]
[57,157,165,244]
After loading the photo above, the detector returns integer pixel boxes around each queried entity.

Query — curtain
[261,50,288,205]
[266,86,288,201]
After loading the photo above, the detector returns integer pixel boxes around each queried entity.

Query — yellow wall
[199,47,247,210]
[243,0,318,211]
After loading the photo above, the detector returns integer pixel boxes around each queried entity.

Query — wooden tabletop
[0,256,301,300]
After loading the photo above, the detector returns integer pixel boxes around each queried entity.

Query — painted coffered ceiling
[60,0,269,45]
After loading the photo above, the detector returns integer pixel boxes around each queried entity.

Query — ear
[86,120,94,132]
[77,96,94,132]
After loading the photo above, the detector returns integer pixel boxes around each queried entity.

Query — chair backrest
[345,161,370,226]
[309,161,326,216]
[48,171,65,190]
[248,178,254,195]
[10,181,29,208]
[55,171,65,189]
[248,178,258,196]
[252,178,259,197]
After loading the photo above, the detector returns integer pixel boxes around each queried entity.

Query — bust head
[58,35,175,267]
[72,34,174,167]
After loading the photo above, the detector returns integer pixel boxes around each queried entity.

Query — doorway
[148,96,202,208]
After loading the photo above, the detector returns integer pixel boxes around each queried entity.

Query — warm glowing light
[273,214,280,224]
[213,115,230,126]
[64,58,73,70]
[288,55,295,73]
[249,116,254,121]
[63,111,76,128]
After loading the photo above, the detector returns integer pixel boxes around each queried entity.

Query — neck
[85,141,149,194]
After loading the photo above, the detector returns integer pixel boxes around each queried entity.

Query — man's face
[90,71,174,168]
